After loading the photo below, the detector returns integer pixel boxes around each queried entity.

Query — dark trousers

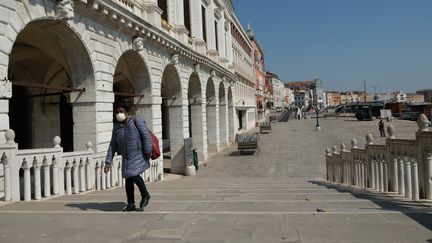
[125,175,149,204]
[379,128,386,137]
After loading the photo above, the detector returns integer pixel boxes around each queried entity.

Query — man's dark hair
[115,102,129,112]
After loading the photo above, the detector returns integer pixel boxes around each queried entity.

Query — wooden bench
[259,122,272,134]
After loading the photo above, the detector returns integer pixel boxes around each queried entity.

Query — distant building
[325,91,341,107]
[271,76,286,109]
[284,87,295,106]
[416,89,432,103]
[287,78,324,108]
[294,90,312,108]
[406,93,425,103]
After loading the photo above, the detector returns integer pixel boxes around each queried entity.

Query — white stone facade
[0,0,253,176]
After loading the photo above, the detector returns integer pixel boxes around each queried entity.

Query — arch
[160,64,184,174]
[206,78,218,153]
[188,73,205,161]
[219,82,228,148]
[113,50,152,121]
[8,19,95,151]
[228,86,235,142]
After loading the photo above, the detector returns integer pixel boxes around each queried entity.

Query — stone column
[361,162,365,188]
[383,161,388,193]
[206,104,219,153]
[426,152,432,200]
[95,164,101,190]
[86,160,92,190]
[72,162,79,194]
[370,160,375,189]
[33,159,41,200]
[0,79,12,144]
[411,158,419,201]
[398,157,405,195]
[375,160,380,191]
[392,158,398,193]
[145,0,163,28]
[2,155,11,201]
[404,158,412,199]
[79,160,86,192]
[52,157,59,195]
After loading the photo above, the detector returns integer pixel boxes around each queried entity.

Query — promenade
[0,118,431,242]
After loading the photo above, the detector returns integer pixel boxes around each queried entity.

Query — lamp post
[315,105,321,131]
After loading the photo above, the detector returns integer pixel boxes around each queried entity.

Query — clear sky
[234,0,432,93]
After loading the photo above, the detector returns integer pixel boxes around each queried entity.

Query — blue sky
[234,0,432,93]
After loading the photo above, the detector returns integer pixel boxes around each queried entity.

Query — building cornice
[78,0,237,82]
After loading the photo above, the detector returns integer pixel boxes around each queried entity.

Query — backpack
[132,117,161,160]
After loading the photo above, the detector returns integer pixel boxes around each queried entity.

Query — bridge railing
[0,129,163,202]
[325,114,432,201]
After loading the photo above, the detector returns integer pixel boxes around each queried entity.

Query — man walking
[379,119,386,137]
[104,103,152,211]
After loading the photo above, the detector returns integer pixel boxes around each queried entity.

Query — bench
[236,132,260,156]
[259,122,272,134]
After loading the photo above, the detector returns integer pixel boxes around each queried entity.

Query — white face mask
[116,112,126,122]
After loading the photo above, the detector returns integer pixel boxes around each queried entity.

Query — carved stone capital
[56,0,75,21]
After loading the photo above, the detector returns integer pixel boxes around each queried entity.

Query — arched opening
[188,73,204,161]
[7,20,94,151]
[219,82,227,148]
[113,50,151,122]
[206,78,218,153]
[161,65,184,174]
[228,86,235,142]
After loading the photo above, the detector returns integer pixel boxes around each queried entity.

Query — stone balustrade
[325,114,432,201]
[0,129,163,202]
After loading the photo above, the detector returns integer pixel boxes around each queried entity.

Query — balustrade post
[42,157,51,197]
[398,157,405,195]
[22,159,31,201]
[86,159,92,190]
[72,161,79,194]
[2,154,11,201]
[65,162,72,195]
[118,163,122,187]
[79,159,85,192]
[52,156,59,195]
[392,158,398,193]
[411,158,419,201]
[106,169,111,189]
[375,160,380,191]
[383,161,388,193]
[426,152,432,200]
[95,163,101,190]
[361,162,365,188]
[33,158,41,200]
[101,162,106,190]
[379,159,384,192]
[404,158,412,199]
[370,159,375,189]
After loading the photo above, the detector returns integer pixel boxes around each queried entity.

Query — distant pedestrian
[379,119,386,137]
[104,103,152,212]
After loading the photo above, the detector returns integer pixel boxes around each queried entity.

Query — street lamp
[315,105,321,131]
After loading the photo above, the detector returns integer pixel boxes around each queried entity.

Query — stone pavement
[0,118,431,243]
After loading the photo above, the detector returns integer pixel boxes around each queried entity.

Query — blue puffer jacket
[105,116,152,178]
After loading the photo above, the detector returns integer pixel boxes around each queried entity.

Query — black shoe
[140,194,151,208]
[123,203,136,212]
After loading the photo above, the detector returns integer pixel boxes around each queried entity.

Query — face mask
[116,112,126,122]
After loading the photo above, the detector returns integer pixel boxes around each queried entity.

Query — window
[184,0,191,36]
[214,20,219,51]
[158,0,168,21]
[201,5,207,42]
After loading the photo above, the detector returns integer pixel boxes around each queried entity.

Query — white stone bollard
[65,163,72,195]
[411,159,419,201]
[392,158,398,193]
[33,159,41,200]
[404,159,412,199]
[398,157,405,195]
[22,160,31,202]
[72,162,79,194]
[426,152,432,200]
[52,157,59,195]
[42,157,51,197]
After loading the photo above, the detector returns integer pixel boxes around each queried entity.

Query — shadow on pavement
[228,151,257,156]
[309,180,432,231]
[65,202,126,212]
